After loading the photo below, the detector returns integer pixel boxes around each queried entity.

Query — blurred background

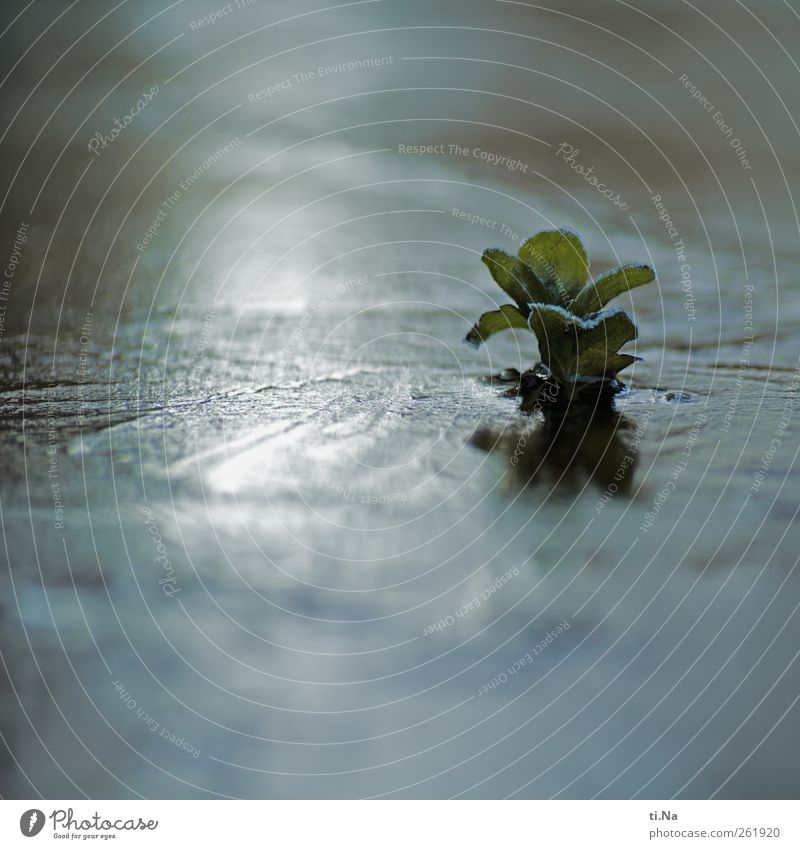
[0,0,799,798]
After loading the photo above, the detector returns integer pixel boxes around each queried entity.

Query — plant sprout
[466,228,655,393]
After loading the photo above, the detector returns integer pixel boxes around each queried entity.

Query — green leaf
[465,304,528,347]
[569,263,655,317]
[604,353,640,373]
[574,350,639,379]
[527,303,573,377]
[569,309,638,380]
[481,249,560,312]
[519,229,589,301]
[527,305,638,383]
[575,307,638,354]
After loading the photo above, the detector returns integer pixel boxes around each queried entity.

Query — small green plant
[466,228,655,393]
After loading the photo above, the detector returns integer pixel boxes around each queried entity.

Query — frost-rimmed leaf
[570,309,638,381]
[519,229,589,301]
[481,249,560,312]
[572,307,638,353]
[569,263,655,317]
[527,305,638,383]
[465,304,528,347]
[527,303,573,378]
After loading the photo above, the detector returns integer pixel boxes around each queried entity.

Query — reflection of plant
[466,228,655,390]
[472,407,640,495]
